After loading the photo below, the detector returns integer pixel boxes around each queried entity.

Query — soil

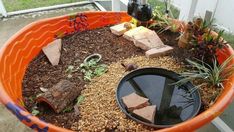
[22,26,221,130]
[23,26,144,128]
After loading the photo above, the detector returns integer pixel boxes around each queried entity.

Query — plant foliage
[149,6,171,33]
[79,59,108,81]
[32,109,40,116]
[190,30,227,64]
[184,18,228,64]
[76,95,85,105]
[175,55,234,90]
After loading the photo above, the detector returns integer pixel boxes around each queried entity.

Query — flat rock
[122,92,149,111]
[123,26,147,41]
[110,22,136,36]
[133,105,156,123]
[133,30,165,50]
[42,39,62,66]
[123,26,164,50]
[145,45,174,58]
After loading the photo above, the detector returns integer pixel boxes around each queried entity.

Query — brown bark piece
[122,92,149,112]
[36,80,80,113]
[133,105,156,123]
[110,22,136,36]
[42,39,62,66]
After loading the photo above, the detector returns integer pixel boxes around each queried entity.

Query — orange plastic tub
[0,11,233,132]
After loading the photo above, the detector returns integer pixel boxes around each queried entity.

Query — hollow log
[36,80,80,113]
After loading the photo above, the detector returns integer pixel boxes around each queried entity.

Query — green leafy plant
[65,65,79,78]
[175,55,234,91]
[65,65,75,73]
[182,18,227,64]
[28,96,36,103]
[149,6,170,33]
[148,0,180,18]
[192,18,214,36]
[190,30,227,64]
[62,107,73,113]
[76,95,85,105]
[83,70,94,81]
[94,64,108,76]
[32,109,40,116]
[170,23,178,32]
[149,6,181,34]
[79,59,108,81]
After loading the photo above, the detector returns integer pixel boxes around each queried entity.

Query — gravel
[71,55,184,131]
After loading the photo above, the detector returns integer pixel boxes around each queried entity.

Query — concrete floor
[0,4,98,46]
[0,3,233,132]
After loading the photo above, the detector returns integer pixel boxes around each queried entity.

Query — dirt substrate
[23,26,222,130]
[23,27,144,128]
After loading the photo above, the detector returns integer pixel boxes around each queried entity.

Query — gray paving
[0,104,32,132]
[220,102,234,130]
[0,4,98,47]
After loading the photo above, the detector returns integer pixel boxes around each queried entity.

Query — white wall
[171,0,234,32]
[194,0,217,18]
[171,0,192,21]
[214,0,234,33]
[0,0,7,17]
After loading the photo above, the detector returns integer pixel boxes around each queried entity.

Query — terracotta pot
[0,11,233,132]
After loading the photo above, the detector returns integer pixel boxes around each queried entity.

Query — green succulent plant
[175,55,234,91]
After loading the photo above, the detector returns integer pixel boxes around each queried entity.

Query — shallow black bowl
[116,67,201,128]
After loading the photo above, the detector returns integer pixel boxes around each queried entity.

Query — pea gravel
[71,55,184,131]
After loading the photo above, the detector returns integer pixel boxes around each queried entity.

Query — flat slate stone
[42,39,62,66]
[145,45,174,58]
[123,26,165,50]
[110,22,136,36]
[133,105,156,123]
[123,26,147,41]
[133,30,165,50]
[122,92,149,112]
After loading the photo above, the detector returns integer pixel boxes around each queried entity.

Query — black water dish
[116,67,201,128]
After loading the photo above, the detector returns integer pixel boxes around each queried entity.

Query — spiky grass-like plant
[175,55,234,91]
